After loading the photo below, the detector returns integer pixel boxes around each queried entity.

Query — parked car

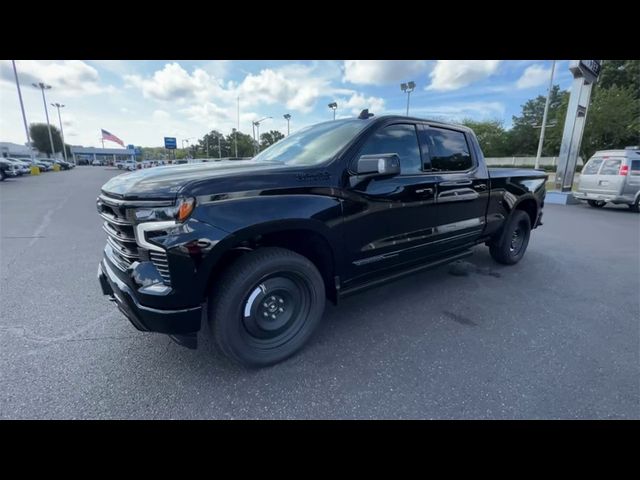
[574,147,640,211]
[97,113,547,367]
[5,158,30,175]
[0,158,20,180]
[22,158,50,172]
[53,159,73,170]
[92,159,103,166]
[35,158,56,171]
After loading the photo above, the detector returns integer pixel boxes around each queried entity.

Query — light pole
[232,128,238,158]
[252,116,272,154]
[11,61,35,163]
[51,103,68,163]
[283,114,291,135]
[217,134,221,158]
[534,60,557,170]
[33,82,56,158]
[400,81,416,116]
[328,102,337,120]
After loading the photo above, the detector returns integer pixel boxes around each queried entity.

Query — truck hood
[101,160,288,199]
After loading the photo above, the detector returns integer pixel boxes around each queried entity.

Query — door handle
[415,187,434,195]
[474,183,488,191]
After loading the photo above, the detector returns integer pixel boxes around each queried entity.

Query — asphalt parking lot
[0,167,638,419]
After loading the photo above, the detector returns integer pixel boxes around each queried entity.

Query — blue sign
[127,144,135,150]
[164,137,177,149]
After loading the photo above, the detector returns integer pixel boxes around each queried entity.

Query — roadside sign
[164,137,177,149]
[127,144,135,150]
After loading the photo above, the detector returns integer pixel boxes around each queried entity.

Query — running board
[338,250,473,299]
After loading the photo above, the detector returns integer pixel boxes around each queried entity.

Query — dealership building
[70,146,136,164]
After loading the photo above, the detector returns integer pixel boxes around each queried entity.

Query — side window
[425,127,473,172]
[582,158,603,175]
[600,159,622,175]
[629,159,640,176]
[359,124,422,174]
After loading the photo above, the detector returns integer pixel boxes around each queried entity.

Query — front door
[341,122,440,286]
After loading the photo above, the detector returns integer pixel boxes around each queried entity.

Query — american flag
[101,129,125,147]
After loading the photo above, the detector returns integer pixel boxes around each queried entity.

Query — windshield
[252,119,370,166]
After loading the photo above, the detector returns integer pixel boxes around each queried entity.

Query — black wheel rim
[509,225,526,255]
[241,272,311,349]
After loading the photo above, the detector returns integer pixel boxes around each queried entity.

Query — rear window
[600,159,622,175]
[582,158,603,175]
[630,160,640,176]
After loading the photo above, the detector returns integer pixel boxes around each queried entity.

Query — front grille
[97,194,173,282]
[98,195,139,271]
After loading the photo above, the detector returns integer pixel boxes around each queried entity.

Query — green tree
[260,130,285,149]
[29,123,65,157]
[581,85,640,159]
[598,60,640,96]
[460,119,508,156]
[506,85,569,156]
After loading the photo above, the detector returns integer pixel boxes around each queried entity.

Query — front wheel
[489,210,531,265]
[588,200,606,208]
[208,247,326,368]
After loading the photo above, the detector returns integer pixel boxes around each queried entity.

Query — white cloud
[339,93,386,115]
[124,63,216,102]
[152,109,171,121]
[427,60,501,91]
[516,64,551,89]
[343,60,429,85]
[0,60,115,96]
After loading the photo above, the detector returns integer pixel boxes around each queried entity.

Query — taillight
[619,165,629,176]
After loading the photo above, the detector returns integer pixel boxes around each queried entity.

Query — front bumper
[573,191,633,205]
[98,259,201,334]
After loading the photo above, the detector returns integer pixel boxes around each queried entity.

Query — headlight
[132,197,195,223]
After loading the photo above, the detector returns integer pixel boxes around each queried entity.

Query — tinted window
[359,124,422,174]
[582,158,603,175]
[630,160,640,175]
[600,159,622,175]
[425,127,472,171]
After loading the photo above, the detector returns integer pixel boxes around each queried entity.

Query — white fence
[484,156,584,167]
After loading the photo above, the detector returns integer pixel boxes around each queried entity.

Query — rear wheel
[0,169,5,181]
[629,197,640,213]
[208,247,326,368]
[489,210,531,265]
[588,200,606,208]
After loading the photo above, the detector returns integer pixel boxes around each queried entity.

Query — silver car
[574,147,640,212]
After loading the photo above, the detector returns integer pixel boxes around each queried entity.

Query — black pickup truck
[97,113,547,367]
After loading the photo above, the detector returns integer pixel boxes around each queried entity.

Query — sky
[0,60,573,148]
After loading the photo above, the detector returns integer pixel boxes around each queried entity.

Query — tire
[208,247,326,368]
[489,210,531,265]
[0,169,5,181]
[629,198,640,213]
[588,200,605,208]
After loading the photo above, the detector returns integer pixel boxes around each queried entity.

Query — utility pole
[218,134,221,158]
[11,61,35,162]
[535,60,556,170]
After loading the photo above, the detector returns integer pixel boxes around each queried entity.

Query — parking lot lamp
[11,61,35,163]
[33,82,56,158]
[400,81,416,116]
[51,103,68,163]
[283,114,291,135]
[328,102,337,120]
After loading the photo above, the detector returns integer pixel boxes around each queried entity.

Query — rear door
[595,158,626,196]
[422,126,490,250]
[578,157,604,193]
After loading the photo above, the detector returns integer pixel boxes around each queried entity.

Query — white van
[574,147,640,211]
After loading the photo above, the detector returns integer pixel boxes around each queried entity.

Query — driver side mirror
[356,153,401,177]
